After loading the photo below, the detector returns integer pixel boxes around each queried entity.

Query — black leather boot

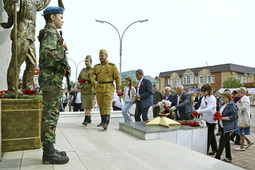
[84,115,91,126]
[102,115,110,130]
[42,143,69,164]
[97,115,104,127]
[54,149,67,156]
[82,116,87,125]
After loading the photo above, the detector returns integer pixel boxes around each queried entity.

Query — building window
[212,88,215,93]
[183,78,186,84]
[195,76,198,84]
[245,77,247,83]
[207,75,210,83]
[180,78,182,84]
[191,77,194,84]
[211,75,215,83]
[170,78,173,85]
[199,75,202,84]
[176,77,179,85]
[187,76,190,84]
[168,78,170,85]
[237,76,243,83]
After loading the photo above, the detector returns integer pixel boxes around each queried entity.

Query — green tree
[223,77,243,88]
[70,81,77,89]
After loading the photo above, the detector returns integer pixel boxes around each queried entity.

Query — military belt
[99,81,113,84]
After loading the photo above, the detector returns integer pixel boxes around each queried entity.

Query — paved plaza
[0,107,254,170]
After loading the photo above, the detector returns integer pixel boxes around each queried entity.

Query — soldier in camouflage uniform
[90,49,121,130]
[78,55,96,126]
[38,6,70,164]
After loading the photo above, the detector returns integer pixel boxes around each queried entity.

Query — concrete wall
[0,1,11,90]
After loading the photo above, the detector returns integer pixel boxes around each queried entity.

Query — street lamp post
[95,19,148,79]
[67,57,84,82]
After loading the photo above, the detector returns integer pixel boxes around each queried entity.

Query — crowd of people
[24,4,252,165]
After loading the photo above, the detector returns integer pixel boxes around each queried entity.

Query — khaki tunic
[78,66,96,109]
[90,61,121,115]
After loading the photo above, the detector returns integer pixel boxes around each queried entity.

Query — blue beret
[43,6,64,16]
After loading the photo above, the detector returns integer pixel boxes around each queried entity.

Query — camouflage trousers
[41,88,61,146]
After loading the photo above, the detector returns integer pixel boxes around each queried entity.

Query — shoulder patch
[109,62,115,66]
[94,63,100,66]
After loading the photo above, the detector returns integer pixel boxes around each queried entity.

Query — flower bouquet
[79,79,85,87]
[158,99,171,115]
[191,111,206,127]
[213,111,222,121]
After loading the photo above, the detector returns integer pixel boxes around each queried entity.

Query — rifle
[59,31,71,92]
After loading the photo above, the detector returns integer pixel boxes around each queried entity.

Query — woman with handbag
[235,87,254,151]
[214,91,238,163]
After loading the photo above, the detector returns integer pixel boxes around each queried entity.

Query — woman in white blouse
[196,84,217,155]
[122,77,136,122]
[234,87,254,151]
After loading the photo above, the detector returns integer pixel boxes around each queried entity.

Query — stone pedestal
[1,99,42,152]
[119,121,208,154]
[0,1,11,91]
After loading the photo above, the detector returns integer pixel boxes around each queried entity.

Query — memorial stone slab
[119,121,208,154]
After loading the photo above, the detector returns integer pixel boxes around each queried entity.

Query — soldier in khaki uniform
[90,49,121,130]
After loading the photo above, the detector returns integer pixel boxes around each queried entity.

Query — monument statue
[0,0,53,94]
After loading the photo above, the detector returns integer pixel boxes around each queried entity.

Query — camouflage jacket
[39,23,70,91]
[78,66,96,95]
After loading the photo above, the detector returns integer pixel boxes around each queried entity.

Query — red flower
[29,90,36,95]
[163,105,168,110]
[213,111,222,121]
[192,111,198,117]
[0,94,1,99]
[23,89,30,95]
[216,102,219,106]
[79,79,84,84]
[118,92,124,97]
[135,86,137,89]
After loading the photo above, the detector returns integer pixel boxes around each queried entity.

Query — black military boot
[54,149,67,156]
[102,115,110,130]
[42,143,69,164]
[82,116,87,125]
[83,115,91,126]
[97,115,104,127]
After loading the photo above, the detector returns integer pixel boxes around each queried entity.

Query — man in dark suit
[169,85,192,120]
[134,69,153,121]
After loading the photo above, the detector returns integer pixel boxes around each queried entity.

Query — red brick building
[159,63,255,92]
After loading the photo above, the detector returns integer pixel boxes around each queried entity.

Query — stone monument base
[119,121,207,154]
[1,99,42,152]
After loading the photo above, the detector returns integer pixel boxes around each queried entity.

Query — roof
[159,63,255,77]
[121,70,159,83]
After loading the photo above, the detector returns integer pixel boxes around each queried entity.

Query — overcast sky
[32,0,255,82]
